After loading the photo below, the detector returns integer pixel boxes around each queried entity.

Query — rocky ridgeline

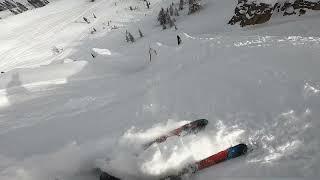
[0,0,49,15]
[228,0,320,27]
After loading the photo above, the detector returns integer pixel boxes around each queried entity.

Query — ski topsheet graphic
[162,143,248,180]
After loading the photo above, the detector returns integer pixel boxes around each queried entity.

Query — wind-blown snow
[0,0,320,180]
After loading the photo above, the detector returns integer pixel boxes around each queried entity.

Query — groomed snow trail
[0,0,320,180]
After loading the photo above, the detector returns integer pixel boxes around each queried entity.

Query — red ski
[143,119,208,149]
[163,144,248,180]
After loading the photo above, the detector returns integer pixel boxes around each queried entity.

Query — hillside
[0,0,319,180]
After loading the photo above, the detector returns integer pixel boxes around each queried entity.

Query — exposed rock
[228,0,274,27]
[229,0,320,27]
[299,8,306,15]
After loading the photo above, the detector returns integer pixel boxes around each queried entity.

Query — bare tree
[149,47,157,62]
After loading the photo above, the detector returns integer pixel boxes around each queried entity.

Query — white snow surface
[0,0,320,180]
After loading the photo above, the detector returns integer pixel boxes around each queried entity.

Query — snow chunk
[92,48,112,56]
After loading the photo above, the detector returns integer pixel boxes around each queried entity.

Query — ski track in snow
[0,0,320,180]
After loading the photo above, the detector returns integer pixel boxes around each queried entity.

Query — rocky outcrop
[228,0,274,27]
[229,0,320,27]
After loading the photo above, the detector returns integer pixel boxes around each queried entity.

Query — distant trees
[169,4,174,16]
[157,5,177,30]
[179,0,184,10]
[188,0,202,14]
[3,0,17,9]
[145,0,151,9]
[129,6,138,11]
[28,0,48,8]
[0,0,50,16]
[125,28,145,43]
[157,8,166,26]
[174,7,179,16]
[126,30,135,43]
[156,0,202,30]
[16,3,28,12]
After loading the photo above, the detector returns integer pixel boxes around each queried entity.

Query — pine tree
[157,8,166,25]
[168,16,175,28]
[128,32,135,42]
[179,0,184,10]
[175,7,179,16]
[169,5,174,16]
[165,9,171,25]
[146,1,150,9]
[162,24,167,30]
[125,30,130,42]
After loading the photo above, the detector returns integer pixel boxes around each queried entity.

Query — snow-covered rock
[229,0,320,27]
[228,0,274,27]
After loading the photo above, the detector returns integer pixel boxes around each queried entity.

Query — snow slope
[0,0,320,180]
[0,0,112,72]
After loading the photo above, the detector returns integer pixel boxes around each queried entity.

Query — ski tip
[227,143,248,159]
[100,172,121,180]
[193,119,209,126]
[161,175,182,180]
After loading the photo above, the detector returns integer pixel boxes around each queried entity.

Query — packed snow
[0,0,320,180]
